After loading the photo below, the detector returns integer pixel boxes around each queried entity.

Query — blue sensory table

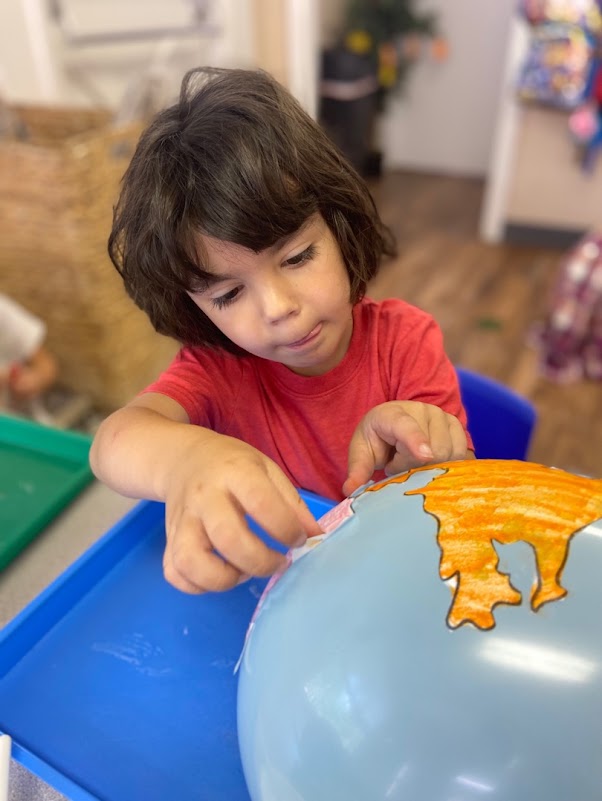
[0,492,335,801]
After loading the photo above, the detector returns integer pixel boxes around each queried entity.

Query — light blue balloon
[237,466,602,801]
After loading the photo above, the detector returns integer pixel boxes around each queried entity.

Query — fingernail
[418,444,434,459]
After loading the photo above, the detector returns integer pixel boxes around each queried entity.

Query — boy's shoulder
[359,296,434,329]
[174,343,251,382]
[357,297,440,367]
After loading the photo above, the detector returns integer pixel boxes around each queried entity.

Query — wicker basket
[0,105,178,411]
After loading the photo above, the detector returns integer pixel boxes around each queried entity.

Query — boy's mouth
[286,324,322,349]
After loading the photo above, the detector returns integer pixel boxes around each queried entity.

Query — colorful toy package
[517,21,595,108]
[520,0,602,34]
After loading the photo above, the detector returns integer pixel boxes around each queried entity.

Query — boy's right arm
[90,394,321,593]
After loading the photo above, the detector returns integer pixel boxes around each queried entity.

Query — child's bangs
[191,148,318,255]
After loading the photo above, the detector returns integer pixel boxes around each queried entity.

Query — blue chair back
[456,367,537,461]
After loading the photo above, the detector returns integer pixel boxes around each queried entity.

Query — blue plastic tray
[0,492,335,801]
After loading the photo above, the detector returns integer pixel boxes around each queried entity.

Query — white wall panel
[381,0,516,176]
[0,0,254,108]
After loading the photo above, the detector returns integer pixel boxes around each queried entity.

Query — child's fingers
[176,466,308,583]
[266,463,323,539]
[162,538,218,594]
[231,468,320,548]
[162,450,322,594]
[164,514,245,593]
[368,406,433,462]
[344,423,383,496]
[449,416,472,459]
[422,411,470,463]
[164,482,312,594]
[345,407,432,495]
[204,498,290,580]
[383,436,435,477]
[384,415,470,474]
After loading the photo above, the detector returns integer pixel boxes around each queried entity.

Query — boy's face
[189,214,353,376]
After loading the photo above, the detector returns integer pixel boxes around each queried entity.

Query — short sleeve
[140,345,245,430]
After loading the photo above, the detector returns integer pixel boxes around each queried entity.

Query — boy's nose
[260,279,300,323]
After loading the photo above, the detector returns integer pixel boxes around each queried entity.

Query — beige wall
[382,0,516,176]
[250,0,319,115]
[252,0,288,86]
[251,0,347,89]
[505,106,602,231]
[319,0,346,46]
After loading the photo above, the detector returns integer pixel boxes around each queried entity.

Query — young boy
[90,67,473,596]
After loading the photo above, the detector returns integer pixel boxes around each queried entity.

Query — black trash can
[319,46,380,175]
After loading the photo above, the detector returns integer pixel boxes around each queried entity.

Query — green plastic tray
[0,414,93,571]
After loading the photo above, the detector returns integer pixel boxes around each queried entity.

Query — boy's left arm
[343,400,474,497]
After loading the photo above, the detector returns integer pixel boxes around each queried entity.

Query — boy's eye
[212,286,242,309]
[285,244,316,267]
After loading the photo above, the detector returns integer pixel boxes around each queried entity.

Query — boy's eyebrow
[269,218,315,253]
[192,273,232,293]
[191,218,318,293]
[268,231,298,253]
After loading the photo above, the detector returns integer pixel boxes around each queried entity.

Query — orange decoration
[367,460,602,630]
[430,36,450,63]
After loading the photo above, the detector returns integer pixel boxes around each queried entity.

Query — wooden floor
[367,170,602,478]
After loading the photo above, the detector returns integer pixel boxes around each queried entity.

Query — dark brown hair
[109,66,396,350]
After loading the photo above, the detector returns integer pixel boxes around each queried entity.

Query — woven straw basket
[0,105,178,411]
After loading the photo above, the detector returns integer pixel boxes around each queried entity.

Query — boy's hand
[161,431,322,594]
[343,401,470,496]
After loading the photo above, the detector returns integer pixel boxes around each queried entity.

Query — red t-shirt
[143,297,470,501]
